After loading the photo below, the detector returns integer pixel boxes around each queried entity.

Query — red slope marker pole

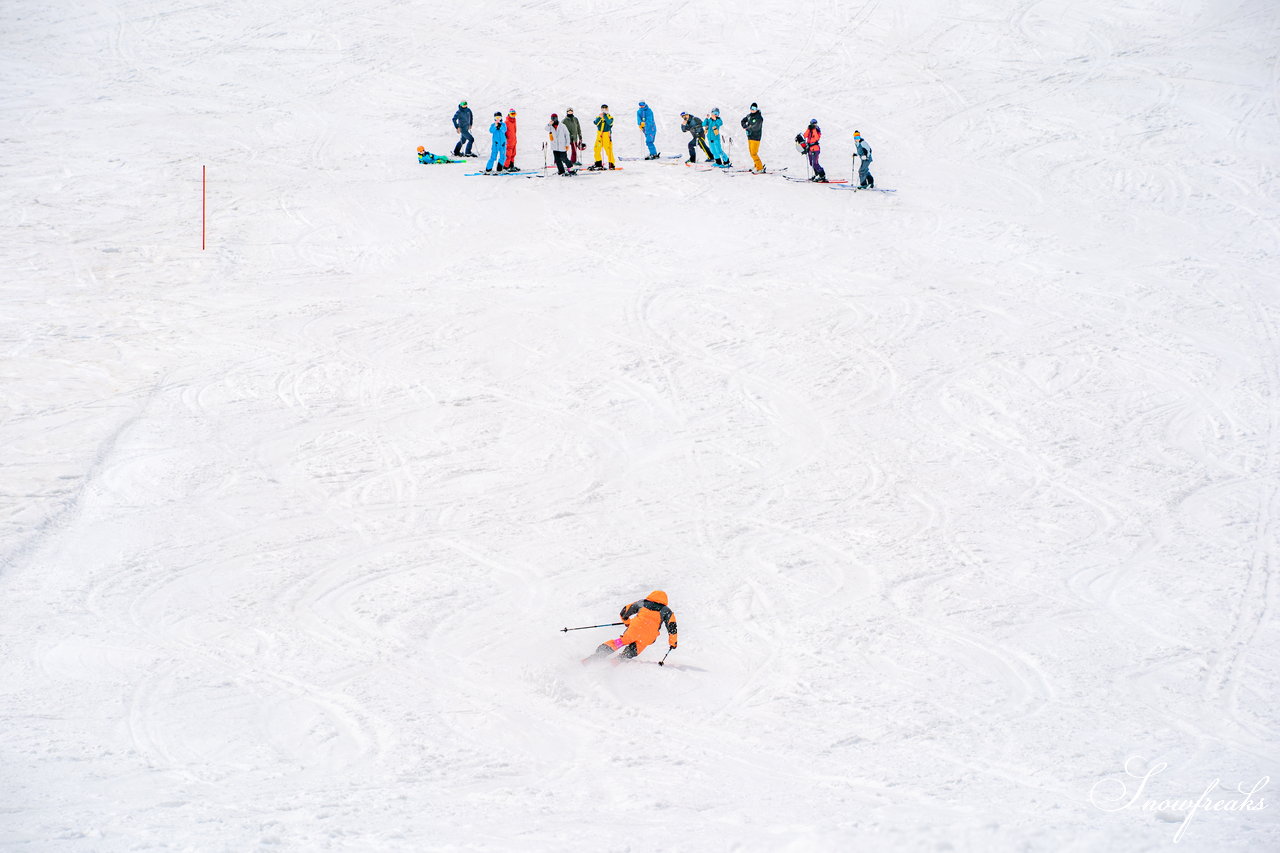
[202,165,206,250]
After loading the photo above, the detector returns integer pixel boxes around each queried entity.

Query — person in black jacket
[452,101,475,157]
[680,112,714,164]
[740,102,764,172]
[563,108,584,167]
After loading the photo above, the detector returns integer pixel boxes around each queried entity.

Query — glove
[639,122,645,129]
[669,642,677,650]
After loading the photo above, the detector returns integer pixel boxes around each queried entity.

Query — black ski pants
[687,136,713,162]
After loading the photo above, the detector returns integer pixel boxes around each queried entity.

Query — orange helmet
[417,146,425,153]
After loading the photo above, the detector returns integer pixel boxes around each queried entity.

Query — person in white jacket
[546,113,575,176]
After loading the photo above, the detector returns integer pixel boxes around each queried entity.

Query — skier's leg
[699,138,714,161]
[617,642,640,660]
[687,138,696,162]
[593,134,604,164]
[645,129,658,157]
[749,139,763,171]
[603,132,615,166]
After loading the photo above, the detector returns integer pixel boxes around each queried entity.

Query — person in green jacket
[564,108,584,167]
[590,104,616,170]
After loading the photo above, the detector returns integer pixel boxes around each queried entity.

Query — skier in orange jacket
[587,590,677,661]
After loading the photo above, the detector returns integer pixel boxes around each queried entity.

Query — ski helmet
[601,104,608,109]
[417,146,425,153]
[551,112,558,119]
[639,101,646,107]
[809,119,818,125]
[459,101,467,107]
[853,130,861,137]
[712,108,720,115]
[508,109,516,115]
[750,102,759,110]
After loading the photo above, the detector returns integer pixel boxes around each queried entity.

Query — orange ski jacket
[803,125,821,153]
[619,590,677,648]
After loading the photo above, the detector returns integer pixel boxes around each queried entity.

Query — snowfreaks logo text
[1089,756,1269,843]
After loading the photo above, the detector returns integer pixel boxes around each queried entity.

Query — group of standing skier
[450,99,874,186]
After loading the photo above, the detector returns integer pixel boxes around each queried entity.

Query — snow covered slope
[2,0,1278,850]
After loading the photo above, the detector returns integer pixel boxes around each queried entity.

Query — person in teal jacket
[636,101,658,159]
[485,113,507,173]
[590,105,616,170]
[704,108,730,166]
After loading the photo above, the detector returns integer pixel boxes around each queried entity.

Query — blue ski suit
[636,103,657,156]
[486,119,507,170]
[452,106,474,156]
[705,114,726,161]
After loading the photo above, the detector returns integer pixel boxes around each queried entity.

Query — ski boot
[608,162,616,170]
[588,160,604,171]
[815,176,829,183]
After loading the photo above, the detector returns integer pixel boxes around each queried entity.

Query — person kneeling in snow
[587,590,677,661]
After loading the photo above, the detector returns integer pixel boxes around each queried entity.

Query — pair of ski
[464,170,544,178]
[618,154,681,162]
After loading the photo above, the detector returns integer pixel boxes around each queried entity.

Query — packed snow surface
[2,0,1279,850]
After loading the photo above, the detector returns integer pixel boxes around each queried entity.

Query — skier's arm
[664,610,678,648]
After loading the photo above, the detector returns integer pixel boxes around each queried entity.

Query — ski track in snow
[2,0,1280,850]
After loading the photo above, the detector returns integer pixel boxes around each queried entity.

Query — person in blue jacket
[452,101,475,157]
[485,112,507,173]
[704,108,729,166]
[636,101,658,159]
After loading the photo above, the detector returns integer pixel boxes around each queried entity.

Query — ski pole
[560,622,624,633]
[658,647,675,666]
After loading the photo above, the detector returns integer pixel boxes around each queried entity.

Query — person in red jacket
[797,119,827,182]
[504,109,519,171]
[585,590,678,662]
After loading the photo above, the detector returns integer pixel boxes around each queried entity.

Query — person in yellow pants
[590,104,616,170]
[740,102,765,172]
